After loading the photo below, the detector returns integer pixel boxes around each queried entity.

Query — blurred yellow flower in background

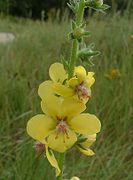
[27,95,101,153]
[105,68,121,80]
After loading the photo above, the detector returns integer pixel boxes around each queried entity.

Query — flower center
[76,82,91,100]
[55,119,69,141]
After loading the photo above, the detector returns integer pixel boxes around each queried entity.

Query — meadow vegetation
[0,12,133,179]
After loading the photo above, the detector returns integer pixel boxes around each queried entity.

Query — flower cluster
[27,63,101,176]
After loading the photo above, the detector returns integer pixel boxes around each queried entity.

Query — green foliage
[0,12,133,179]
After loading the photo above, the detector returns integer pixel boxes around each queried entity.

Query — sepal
[77,43,101,66]
[67,0,79,14]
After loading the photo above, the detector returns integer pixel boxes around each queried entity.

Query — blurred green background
[0,0,133,180]
[0,0,133,19]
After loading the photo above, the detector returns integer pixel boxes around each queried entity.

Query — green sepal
[67,0,79,14]
[78,43,101,66]
[78,48,101,59]
[84,31,91,37]
[77,137,88,144]
[71,20,77,31]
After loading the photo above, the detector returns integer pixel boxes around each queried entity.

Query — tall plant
[26,0,109,179]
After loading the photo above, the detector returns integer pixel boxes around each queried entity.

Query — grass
[0,12,133,180]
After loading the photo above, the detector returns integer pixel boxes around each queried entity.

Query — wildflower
[131,35,133,39]
[53,66,95,102]
[27,95,101,153]
[105,68,121,80]
[77,134,96,156]
[38,63,67,100]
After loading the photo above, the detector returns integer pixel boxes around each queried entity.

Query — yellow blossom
[53,66,95,103]
[131,35,133,39]
[27,95,101,153]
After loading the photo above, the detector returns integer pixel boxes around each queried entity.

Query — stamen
[55,119,70,142]
[76,82,91,100]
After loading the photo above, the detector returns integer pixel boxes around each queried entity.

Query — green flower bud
[73,28,85,39]
[96,0,103,6]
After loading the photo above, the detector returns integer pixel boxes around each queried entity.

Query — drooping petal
[68,77,79,88]
[41,95,62,118]
[78,146,95,156]
[38,80,54,101]
[45,145,61,177]
[75,66,86,83]
[49,63,67,83]
[47,130,77,153]
[53,83,74,97]
[80,134,96,148]
[69,113,101,135]
[86,72,95,87]
[27,115,56,142]
[62,98,86,119]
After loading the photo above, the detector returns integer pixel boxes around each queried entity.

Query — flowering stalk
[57,1,86,178]
[68,0,85,79]
[26,0,109,179]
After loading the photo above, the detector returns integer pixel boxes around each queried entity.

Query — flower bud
[34,142,45,154]
[96,0,103,6]
[73,28,85,39]
[70,176,80,180]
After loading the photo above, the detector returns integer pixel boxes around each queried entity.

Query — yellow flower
[27,95,101,153]
[53,66,95,102]
[77,134,96,156]
[131,35,133,39]
[38,63,67,101]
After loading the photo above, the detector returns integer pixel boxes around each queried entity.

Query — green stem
[56,153,65,180]
[68,0,85,79]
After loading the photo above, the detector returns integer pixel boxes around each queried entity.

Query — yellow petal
[75,66,86,83]
[69,113,101,135]
[86,72,95,87]
[47,130,77,153]
[41,95,62,118]
[45,145,61,177]
[80,134,96,148]
[62,98,86,119]
[68,77,79,88]
[49,63,67,83]
[53,83,74,97]
[78,146,95,156]
[27,115,56,142]
[38,80,54,101]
